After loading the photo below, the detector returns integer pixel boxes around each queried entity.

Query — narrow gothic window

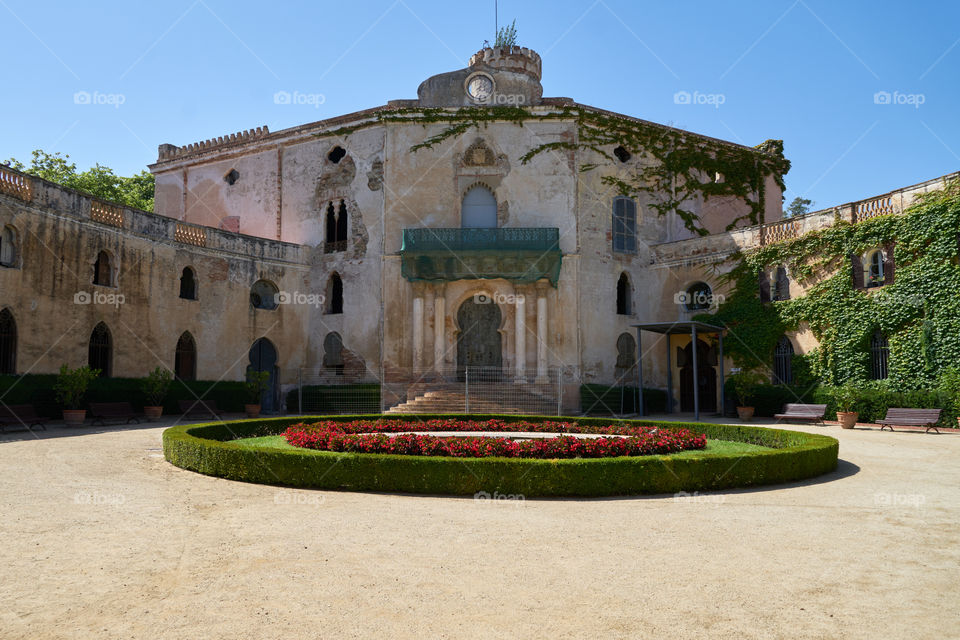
[0,308,16,374]
[175,332,197,380]
[179,267,197,300]
[88,322,112,377]
[326,273,343,314]
[612,197,637,253]
[774,336,794,384]
[870,331,889,380]
[0,226,16,267]
[93,251,113,286]
[324,201,348,252]
[773,266,790,301]
[616,273,631,315]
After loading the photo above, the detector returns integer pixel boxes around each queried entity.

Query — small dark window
[772,266,790,301]
[774,336,794,384]
[322,332,345,375]
[612,197,637,254]
[0,308,16,374]
[88,322,112,377]
[326,273,343,314]
[616,273,631,315]
[179,267,197,300]
[224,169,240,185]
[684,282,713,311]
[328,146,346,164]
[324,201,348,253]
[0,226,16,267]
[613,146,631,163]
[175,332,197,380]
[93,251,113,286]
[870,331,889,380]
[250,280,279,310]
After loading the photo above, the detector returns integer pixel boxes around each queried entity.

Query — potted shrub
[835,384,859,429]
[244,370,271,418]
[730,370,764,421]
[141,367,173,420]
[54,364,100,426]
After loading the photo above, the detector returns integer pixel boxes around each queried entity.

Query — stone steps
[384,388,556,415]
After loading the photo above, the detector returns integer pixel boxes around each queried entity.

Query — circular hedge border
[162,414,839,497]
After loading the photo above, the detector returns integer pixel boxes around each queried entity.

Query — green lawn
[229,435,771,457]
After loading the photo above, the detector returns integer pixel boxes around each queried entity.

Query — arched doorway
[456,297,502,378]
[248,338,279,413]
[89,322,112,377]
[678,338,717,412]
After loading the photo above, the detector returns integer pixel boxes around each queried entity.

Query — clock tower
[416,46,543,108]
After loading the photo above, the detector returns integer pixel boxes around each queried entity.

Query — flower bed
[283,418,706,458]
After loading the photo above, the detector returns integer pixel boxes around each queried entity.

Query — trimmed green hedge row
[580,385,668,415]
[0,374,247,417]
[812,385,958,427]
[163,414,839,497]
[284,384,381,414]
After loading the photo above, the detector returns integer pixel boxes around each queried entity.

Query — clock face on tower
[465,73,494,103]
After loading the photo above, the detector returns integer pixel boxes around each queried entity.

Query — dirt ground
[1,419,959,639]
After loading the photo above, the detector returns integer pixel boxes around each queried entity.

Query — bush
[163,414,839,497]
[813,383,957,427]
[0,374,247,417]
[721,380,814,417]
[285,384,381,414]
[580,385,667,414]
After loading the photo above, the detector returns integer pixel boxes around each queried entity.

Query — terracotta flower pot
[736,406,755,421]
[63,409,87,427]
[144,406,164,420]
[837,411,858,429]
[245,404,261,418]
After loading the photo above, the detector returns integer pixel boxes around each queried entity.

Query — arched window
[175,332,197,380]
[866,250,884,288]
[870,331,889,380]
[326,273,343,314]
[612,197,637,253]
[93,251,113,286]
[324,201,348,252]
[322,332,345,375]
[774,336,794,384]
[684,282,713,311]
[250,280,279,310]
[0,226,17,267]
[179,267,197,300]
[461,185,497,228]
[88,322,112,377]
[616,273,631,315]
[615,332,637,377]
[0,308,16,374]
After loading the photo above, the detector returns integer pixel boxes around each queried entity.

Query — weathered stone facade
[13,45,908,413]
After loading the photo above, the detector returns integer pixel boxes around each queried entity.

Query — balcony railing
[400,227,562,285]
[402,227,560,252]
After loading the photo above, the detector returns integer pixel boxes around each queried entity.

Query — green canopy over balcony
[400,227,562,286]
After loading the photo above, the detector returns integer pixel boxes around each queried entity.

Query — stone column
[433,283,446,374]
[535,280,549,383]
[514,286,527,381]
[412,283,425,373]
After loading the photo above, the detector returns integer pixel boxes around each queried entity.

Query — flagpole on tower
[495,0,498,38]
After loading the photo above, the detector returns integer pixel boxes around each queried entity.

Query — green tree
[3,149,154,211]
[786,196,813,218]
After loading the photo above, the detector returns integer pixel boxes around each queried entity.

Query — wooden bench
[179,399,222,419]
[774,403,827,425]
[0,404,50,432]
[89,402,141,426]
[877,408,943,433]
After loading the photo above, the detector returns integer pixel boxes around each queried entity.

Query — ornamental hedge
[163,414,839,497]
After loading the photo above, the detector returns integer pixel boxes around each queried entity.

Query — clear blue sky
[2,0,958,210]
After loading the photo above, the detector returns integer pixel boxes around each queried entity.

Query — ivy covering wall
[699,180,960,391]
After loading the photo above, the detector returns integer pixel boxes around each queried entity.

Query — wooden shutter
[759,270,771,302]
[883,243,896,285]
[850,253,864,290]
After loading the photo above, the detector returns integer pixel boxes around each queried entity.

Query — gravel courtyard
[1,419,958,639]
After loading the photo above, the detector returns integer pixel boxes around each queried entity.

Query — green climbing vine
[697,180,960,391]
[320,104,790,236]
